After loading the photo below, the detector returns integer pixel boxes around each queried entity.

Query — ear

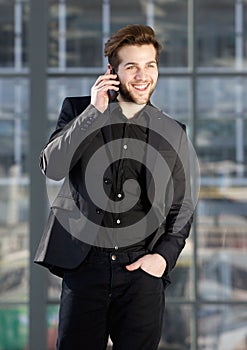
[108,64,115,73]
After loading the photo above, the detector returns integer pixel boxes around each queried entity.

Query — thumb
[126,259,142,271]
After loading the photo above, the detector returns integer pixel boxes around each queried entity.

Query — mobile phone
[108,68,119,101]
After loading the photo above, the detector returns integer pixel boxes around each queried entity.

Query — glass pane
[0,78,29,304]
[0,305,28,350]
[0,0,29,69]
[198,240,247,301]
[244,2,247,68]
[111,0,146,33]
[0,79,29,175]
[166,236,194,300]
[49,0,102,68]
[49,0,59,68]
[47,305,59,350]
[198,120,247,302]
[0,1,14,67]
[0,78,29,116]
[160,304,193,349]
[197,118,237,165]
[197,78,247,175]
[153,0,188,67]
[22,1,29,68]
[196,0,236,68]
[0,184,29,303]
[198,304,247,349]
[47,77,95,133]
[197,75,247,302]
[197,78,247,120]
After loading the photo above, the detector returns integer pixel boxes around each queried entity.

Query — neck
[117,100,146,119]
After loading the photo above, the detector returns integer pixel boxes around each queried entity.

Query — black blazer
[34,96,193,282]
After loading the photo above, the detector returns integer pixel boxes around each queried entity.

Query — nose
[135,68,147,80]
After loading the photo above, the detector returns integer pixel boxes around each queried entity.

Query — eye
[147,63,157,69]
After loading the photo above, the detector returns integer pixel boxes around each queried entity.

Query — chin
[133,90,154,104]
[135,98,149,105]
[134,94,152,104]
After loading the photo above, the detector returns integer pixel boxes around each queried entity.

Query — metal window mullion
[29,1,48,350]
[235,0,243,70]
[188,0,199,350]
[14,81,22,169]
[146,0,154,28]
[102,0,110,69]
[14,0,22,71]
[235,0,245,175]
[58,0,67,71]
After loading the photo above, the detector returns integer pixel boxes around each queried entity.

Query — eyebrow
[124,60,157,67]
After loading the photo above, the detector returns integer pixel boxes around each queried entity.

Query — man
[35,24,194,350]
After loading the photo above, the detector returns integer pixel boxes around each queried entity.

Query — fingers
[90,69,120,112]
[93,70,120,91]
[126,254,167,278]
[126,257,143,271]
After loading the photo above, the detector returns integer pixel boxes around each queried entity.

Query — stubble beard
[119,83,155,105]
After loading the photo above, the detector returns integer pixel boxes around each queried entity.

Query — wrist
[91,103,106,114]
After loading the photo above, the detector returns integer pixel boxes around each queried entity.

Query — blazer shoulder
[64,96,91,115]
[149,103,186,131]
[51,96,91,137]
[152,105,187,133]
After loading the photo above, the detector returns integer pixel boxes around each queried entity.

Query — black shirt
[94,104,156,252]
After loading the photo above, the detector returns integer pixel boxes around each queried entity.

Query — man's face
[116,44,158,105]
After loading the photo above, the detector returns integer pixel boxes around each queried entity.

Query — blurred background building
[0,0,246,349]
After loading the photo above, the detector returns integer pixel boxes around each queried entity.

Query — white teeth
[133,84,148,91]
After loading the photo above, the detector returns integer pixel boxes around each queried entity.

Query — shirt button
[117,193,122,198]
[123,144,128,150]
[116,219,121,225]
[114,246,119,250]
[104,178,112,184]
[96,208,103,214]
[111,254,117,261]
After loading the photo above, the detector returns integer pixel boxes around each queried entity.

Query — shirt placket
[113,123,129,244]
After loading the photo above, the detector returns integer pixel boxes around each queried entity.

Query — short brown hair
[104,24,162,70]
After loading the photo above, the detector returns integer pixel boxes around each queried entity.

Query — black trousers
[57,249,165,350]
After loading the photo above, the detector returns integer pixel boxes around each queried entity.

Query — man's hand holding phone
[91,68,120,113]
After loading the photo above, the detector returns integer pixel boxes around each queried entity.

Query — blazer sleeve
[39,97,109,181]
[152,125,194,274]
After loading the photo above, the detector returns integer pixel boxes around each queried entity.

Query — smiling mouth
[132,83,149,91]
